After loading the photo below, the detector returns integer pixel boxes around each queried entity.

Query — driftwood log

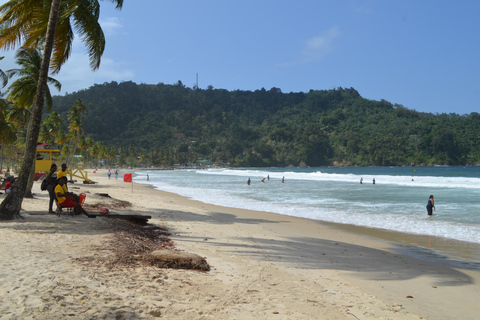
[148,250,210,271]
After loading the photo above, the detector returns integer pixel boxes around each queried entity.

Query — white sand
[1,169,479,319]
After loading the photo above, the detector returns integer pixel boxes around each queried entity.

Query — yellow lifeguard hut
[35,143,91,182]
[35,143,59,176]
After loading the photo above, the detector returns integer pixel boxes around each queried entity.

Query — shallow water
[134,166,480,246]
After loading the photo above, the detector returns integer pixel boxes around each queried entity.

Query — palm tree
[82,135,95,166]
[66,99,86,165]
[5,48,61,198]
[0,0,124,219]
[0,100,17,172]
[0,56,10,171]
[55,129,70,147]
[39,111,63,146]
[0,56,8,89]
[6,48,62,111]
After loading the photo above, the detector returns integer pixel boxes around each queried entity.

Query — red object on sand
[124,173,132,183]
[100,208,109,215]
[79,193,86,206]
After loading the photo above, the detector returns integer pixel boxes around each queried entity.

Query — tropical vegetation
[49,81,480,168]
[0,0,124,220]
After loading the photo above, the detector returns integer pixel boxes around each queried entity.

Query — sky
[1,0,479,115]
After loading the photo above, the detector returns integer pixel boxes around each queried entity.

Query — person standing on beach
[147,174,149,181]
[57,163,68,184]
[426,195,435,215]
[247,178,251,185]
[46,164,58,214]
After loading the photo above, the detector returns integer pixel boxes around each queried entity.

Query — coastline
[137,175,480,265]
[1,169,479,319]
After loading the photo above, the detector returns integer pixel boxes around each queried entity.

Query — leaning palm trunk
[0,0,61,219]
[23,117,36,198]
[0,143,3,172]
[23,160,36,198]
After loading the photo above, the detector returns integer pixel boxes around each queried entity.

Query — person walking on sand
[426,195,435,215]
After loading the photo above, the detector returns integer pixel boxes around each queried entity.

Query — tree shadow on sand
[157,209,287,225]
[159,210,479,287]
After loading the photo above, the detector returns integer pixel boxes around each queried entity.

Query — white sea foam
[134,167,480,245]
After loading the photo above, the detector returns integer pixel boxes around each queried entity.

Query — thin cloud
[350,0,377,15]
[99,17,123,36]
[278,26,341,67]
[52,37,134,94]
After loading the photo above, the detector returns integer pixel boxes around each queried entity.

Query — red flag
[123,173,132,182]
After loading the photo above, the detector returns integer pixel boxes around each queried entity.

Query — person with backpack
[46,164,58,214]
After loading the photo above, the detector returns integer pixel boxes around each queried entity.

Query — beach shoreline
[132,171,480,265]
[1,169,479,319]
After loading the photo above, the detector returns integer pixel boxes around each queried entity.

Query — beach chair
[55,200,74,217]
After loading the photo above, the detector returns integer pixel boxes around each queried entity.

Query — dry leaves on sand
[76,219,210,271]
[82,193,132,211]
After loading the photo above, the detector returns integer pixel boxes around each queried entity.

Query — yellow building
[35,143,59,178]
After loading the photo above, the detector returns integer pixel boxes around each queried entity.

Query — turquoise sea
[133,166,480,250]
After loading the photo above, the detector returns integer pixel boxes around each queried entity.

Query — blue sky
[1,0,479,115]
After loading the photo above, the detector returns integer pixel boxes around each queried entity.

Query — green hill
[51,81,480,167]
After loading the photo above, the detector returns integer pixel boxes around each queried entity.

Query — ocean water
[133,167,480,246]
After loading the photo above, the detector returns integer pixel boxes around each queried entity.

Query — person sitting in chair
[55,177,93,218]
[4,177,15,194]
[57,176,79,203]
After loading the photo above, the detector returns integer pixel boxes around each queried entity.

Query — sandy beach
[1,169,479,319]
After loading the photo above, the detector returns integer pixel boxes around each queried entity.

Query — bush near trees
[50,82,480,167]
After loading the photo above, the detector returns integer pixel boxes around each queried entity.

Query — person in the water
[426,195,435,215]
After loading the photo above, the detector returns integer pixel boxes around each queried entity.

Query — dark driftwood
[89,212,151,223]
[148,250,210,271]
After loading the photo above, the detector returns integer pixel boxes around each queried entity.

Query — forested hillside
[50,81,480,167]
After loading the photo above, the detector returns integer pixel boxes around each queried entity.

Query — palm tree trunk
[0,0,61,219]
[23,160,36,198]
[23,116,35,198]
[1,143,3,173]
